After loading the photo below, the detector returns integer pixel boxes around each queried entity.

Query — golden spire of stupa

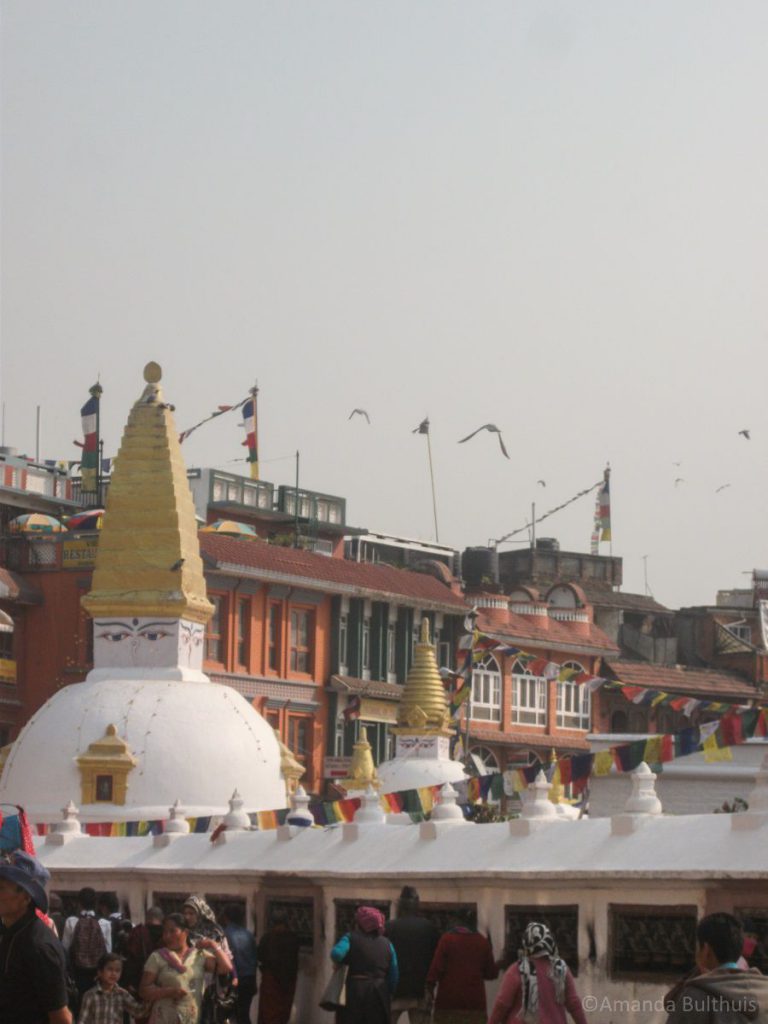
[340,726,380,791]
[81,362,214,624]
[393,618,452,736]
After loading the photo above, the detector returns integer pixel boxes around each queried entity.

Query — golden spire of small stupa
[393,618,452,736]
[340,726,380,791]
[82,362,214,624]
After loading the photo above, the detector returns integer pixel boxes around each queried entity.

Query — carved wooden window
[505,905,579,975]
[610,904,696,979]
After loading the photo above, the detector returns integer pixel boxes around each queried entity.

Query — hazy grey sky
[2,2,767,609]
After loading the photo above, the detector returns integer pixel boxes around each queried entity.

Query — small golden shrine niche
[76,724,137,805]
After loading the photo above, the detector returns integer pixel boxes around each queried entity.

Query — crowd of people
[0,852,300,1024]
[2,849,768,1024]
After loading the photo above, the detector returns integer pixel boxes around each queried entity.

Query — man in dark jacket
[666,913,768,1024]
[385,886,440,1024]
[0,850,72,1024]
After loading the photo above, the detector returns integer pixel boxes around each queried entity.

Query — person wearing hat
[0,849,72,1023]
[331,905,399,1024]
[385,886,439,1023]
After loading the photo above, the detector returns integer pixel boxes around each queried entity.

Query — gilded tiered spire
[340,727,380,791]
[82,363,214,624]
[393,618,452,736]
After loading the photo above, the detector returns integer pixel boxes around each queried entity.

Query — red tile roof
[480,611,619,656]
[606,659,758,700]
[199,534,467,611]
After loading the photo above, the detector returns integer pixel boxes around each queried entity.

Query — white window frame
[386,621,397,682]
[338,613,348,675]
[556,661,590,730]
[362,616,371,680]
[725,622,752,642]
[511,660,547,726]
[471,653,502,723]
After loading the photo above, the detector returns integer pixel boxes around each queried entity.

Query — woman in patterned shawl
[487,922,588,1024]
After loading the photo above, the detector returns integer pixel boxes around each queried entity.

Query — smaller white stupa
[377,619,467,794]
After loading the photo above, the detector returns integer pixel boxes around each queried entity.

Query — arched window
[471,653,501,722]
[556,661,590,730]
[469,746,499,774]
[511,659,546,726]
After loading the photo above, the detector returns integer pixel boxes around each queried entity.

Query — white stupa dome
[0,364,289,824]
[0,677,285,822]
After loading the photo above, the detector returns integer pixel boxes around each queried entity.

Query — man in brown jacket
[666,913,768,1023]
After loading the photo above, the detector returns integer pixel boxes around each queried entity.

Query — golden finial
[340,727,380,791]
[82,364,214,624]
[393,618,452,736]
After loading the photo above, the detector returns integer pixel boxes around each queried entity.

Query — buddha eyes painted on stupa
[93,618,180,669]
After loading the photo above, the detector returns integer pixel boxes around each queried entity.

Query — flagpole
[294,449,300,548]
[425,427,439,542]
[93,383,103,507]
[250,382,259,481]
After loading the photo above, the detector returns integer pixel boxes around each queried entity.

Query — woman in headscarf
[487,922,588,1024]
[330,905,399,1024]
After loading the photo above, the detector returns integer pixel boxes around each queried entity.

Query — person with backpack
[62,888,113,999]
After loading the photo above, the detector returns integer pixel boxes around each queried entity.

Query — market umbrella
[66,509,105,531]
[9,513,67,534]
[199,520,257,537]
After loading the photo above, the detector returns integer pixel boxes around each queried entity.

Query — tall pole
[93,383,103,507]
[1,402,5,446]
[294,449,300,548]
[35,405,40,463]
[531,502,536,550]
[425,428,439,542]
[250,382,259,481]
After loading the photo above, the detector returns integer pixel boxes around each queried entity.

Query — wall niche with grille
[419,902,477,935]
[610,905,696,979]
[265,897,315,949]
[505,905,579,974]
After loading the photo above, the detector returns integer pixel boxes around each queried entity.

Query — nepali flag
[241,397,258,480]
[80,386,101,494]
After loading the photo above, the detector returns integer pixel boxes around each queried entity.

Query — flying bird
[715,484,731,493]
[674,478,685,487]
[458,424,510,459]
[537,480,546,487]
[672,461,682,467]
[348,409,371,424]
[738,429,751,440]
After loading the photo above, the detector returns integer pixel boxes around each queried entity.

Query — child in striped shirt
[78,953,145,1024]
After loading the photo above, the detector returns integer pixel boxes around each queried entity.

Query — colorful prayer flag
[80,384,102,494]
[241,393,258,480]
[599,467,611,542]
